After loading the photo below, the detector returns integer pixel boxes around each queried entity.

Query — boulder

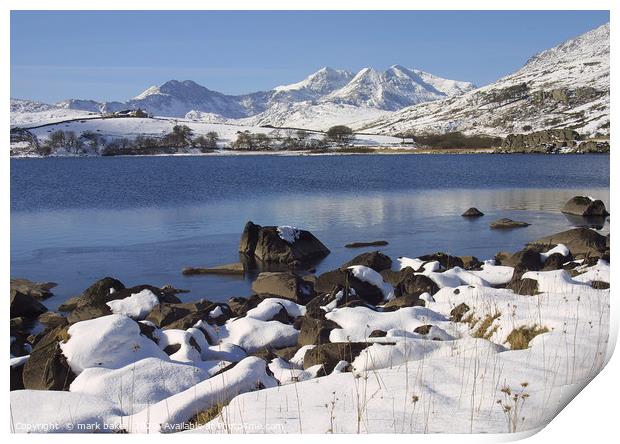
[239,221,330,265]
[38,312,68,329]
[146,300,214,328]
[58,277,126,312]
[418,252,464,269]
[528,228,607,257]
[369,330,387,338]
[507,277,539,296]
[10,279,56,301]
[450,303,470,322]
[562,196,609,217]
[315,269,385,306]
[10,288,48,319]
[381,294,426,311]
[66,303,112,324]
[341,251,393,272]
[542,253,567,271]
[461,207,484,217]
[297,316,340,346]
[228,295,262,318]
[459,256,484,270]
[490,218,530,229]
[22,326,74,391]
[305,286,361,318]
[502,248,543,271]
[303,342,371,375]
[394,272,439,298]
[251,272,315,304]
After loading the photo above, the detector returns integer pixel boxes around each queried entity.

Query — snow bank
[214,317,299,353]
[10,390,122,433]
[326,306,447,342]
[69,357,210,415]
[123,356,277,433]
[60,314,169,374]
[106,289,159,320]
[540,243,570,261]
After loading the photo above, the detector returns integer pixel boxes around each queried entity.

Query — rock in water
[489,218,531,229]
[562,196,609,217]
[527,228,607,257]
[461,207,484,217]
[239,221,330,265]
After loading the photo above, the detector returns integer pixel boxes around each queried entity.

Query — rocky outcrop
[500,129,580,153]
[239,221,330,266]
[562,196,609,217]
[528,228,607,258]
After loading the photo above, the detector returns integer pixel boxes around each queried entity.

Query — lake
[10,154,609,309]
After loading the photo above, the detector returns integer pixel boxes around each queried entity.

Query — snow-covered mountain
[28,66,474,122]
[361,23,610,138]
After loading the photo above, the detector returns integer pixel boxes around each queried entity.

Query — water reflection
[11,187,609,307]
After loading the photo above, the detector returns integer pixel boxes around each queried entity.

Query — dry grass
[506,325,549,350]
[471,312,501,340]
[188,402,226,427]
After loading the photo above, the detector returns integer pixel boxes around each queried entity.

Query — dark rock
[273,345,301,361]
[10,360,26,391]
[10,288,48,319]
[315,269,386,305]
[38,312,68,329]
[303,342,371,375]
[182,263,245,276]
[146,300,213,328]
[507,277,539,296]
[490,218,530,229]
[418,252,464,269]
[345,240,389,248]
[251,272,315,304]
[528,228,607,257]
[591,280,610,290]
[228,295,262,318]
[341,251,393,272]
[542,253,568,271]
[413,325,433,335]
[297,316,340,346]
[163,344,182,356]
[59,277,125,312]
[460,256,484,270]
[66,303,112,324]
[10,279,57,301]
[394,272,439,298]
[450,303,470,322]
[138,321,158,343]
[494,252,511,265]
[379,268,404,286]
[381,294,426,311]
[562,196,609,217]
[22,326,74,391]
[239,221,330,265]
[369,330,387,338]
[461,207,484,217]
[502,248,543,271]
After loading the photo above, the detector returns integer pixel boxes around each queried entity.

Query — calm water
[10,154,609,308]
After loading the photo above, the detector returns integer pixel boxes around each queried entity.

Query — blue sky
[11,10,609,103]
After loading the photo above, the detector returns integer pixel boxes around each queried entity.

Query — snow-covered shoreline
[9,211,611,434]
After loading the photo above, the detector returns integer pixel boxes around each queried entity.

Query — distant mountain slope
[39,65,474,120]
[361,23,609,138]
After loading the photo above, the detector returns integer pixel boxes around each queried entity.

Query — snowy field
[10,231,610,434]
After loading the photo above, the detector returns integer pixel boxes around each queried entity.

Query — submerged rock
[182,263,245,276]
[344,240,389,248]
[562,196,609,217]
[489,218,531,229]
[239,221,330,266]
[461,207,484,217]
